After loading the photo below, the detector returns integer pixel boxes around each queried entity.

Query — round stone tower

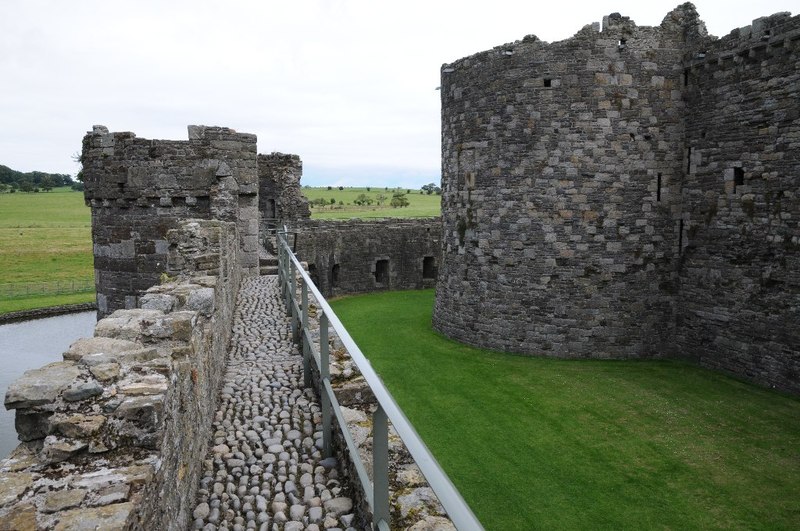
[432,6,707,358]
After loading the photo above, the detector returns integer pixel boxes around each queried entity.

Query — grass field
[0,188,94,313]
[302,187,440,219]
[331,289,800,530]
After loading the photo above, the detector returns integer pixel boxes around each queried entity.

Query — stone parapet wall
[82,125,259,317]
[678,12,800,393]
[0,220,240,530]
[290,218,442,298]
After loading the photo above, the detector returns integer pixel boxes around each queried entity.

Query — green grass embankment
[0,188,94,313]
[331,289,800,530]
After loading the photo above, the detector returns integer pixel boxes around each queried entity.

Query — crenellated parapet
[82,125,260,317]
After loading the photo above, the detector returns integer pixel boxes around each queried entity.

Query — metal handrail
[275,230,484,531]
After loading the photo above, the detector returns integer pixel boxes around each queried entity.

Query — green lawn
[303,187,440,219]
[0,188,94,312]
[331,289,800,530]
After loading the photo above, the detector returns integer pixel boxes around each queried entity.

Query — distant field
[0,185,438,314]
[302,187,440,219]
[0,188,94,313]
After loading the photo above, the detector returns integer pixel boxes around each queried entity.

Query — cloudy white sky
[0,0,795,188]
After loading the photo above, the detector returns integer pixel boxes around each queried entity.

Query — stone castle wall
[82,125,260,317]
[290,218,441,298]
[258,153,311,229]
[678,13,800,391]
[0,219,240,530]
[433,5,799,391]
[434,5,706,358]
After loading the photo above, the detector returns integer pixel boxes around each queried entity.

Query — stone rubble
[190,276,357,531]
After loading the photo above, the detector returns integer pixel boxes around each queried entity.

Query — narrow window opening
[733,167,744,191]
[618,38,627,48]
[543,78,552,87]
[678,220,684,250]
[422,256,436,279]
[686,146,692,173]
[683,69,689,87]
[308,264,318,288]
[374,259,389,285]
[331,264,340,288]
[657,173,662,202]
[629,133,636,141]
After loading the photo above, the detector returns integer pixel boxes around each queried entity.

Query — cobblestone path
[190,276,356,531]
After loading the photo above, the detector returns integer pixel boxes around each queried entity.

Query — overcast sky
[0,1,795,188]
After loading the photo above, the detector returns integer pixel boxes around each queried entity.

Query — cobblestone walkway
[191,276,356,531]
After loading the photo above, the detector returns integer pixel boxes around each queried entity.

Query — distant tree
[375,193,387,205]
[366,186,371,192]
[40,175,54,192]
[421,183,439,195]
[327,185,332,190]
[391,192,409,208]
[71,182,84,192]
[407,189,411,194]
[354,193,373,206]
[330,198,336,205]
[338,186,344,191]
[338,200,343,205]
[0,183,8,193]
[19,180,33,193]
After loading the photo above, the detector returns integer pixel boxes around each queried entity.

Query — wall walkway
[189,276,357,530]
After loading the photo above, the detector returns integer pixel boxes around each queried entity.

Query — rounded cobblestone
[192,277,356,530]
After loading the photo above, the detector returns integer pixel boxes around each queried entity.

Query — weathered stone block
[4,362,81,410]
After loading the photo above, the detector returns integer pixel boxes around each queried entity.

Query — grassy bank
[302,187,440,219]
[0,188,93,313]
[331,289,800,530]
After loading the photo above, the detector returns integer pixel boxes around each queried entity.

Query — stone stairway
[190,276,357,531]
[260,256,279,276]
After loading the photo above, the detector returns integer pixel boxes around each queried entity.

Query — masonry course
[433,3,799,393]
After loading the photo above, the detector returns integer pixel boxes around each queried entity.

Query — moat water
[0,311,96,458]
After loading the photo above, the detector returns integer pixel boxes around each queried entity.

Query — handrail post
[289,258,297,339]
[373,405,390,529]
[301,279,311,388]
[320,311,332,458]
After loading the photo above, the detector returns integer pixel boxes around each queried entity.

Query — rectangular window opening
[656,173,662,202]
[683,69,689,87]
[678,219,684,250]
[544,78,552,87]
[374,259,389,285]
[422,256,436,279]
[733,167,744,191]
[331,264,340,288]
[686,146,692,174]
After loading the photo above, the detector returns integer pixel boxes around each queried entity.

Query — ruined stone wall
[258,153,311,232]
[83,125,259,317]
[433,5,706,357]
[290,219,441,298]
[677,13,800,392]
[0,219,239,530]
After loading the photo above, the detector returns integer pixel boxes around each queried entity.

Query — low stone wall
[290,218,442,298]
[0,219,240,530]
